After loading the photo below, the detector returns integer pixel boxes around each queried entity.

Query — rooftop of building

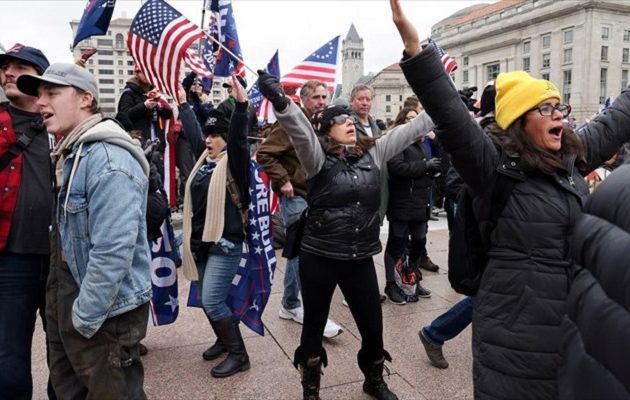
[344,23,362,43]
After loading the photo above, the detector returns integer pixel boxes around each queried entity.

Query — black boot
[358,350,399,400]
[294,347,328,400]
[210,318,250,378]
[203,314,227,360]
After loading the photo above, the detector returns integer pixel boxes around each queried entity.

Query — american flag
[127,0,205,102]
[183,48,213,78]
[280,36,340,90]
[248,50,280,123]
[428,38,458,75]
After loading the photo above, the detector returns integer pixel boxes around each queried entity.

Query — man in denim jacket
[18,63,151,399]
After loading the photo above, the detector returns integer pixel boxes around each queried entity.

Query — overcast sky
[0,0,489,83]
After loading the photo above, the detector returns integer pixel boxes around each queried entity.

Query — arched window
[115,33,124,48]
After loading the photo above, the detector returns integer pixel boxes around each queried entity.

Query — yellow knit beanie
[495,71,561,130]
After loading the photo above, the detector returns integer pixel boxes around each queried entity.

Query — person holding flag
[178,75,252,379]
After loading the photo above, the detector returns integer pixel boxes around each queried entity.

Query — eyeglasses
[532,103,571,118]
[331,115,357,125]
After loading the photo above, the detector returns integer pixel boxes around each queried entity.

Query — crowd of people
[1,0,629,399]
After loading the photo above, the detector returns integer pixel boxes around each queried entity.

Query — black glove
[257,69,290,111]
[426,158,442,175]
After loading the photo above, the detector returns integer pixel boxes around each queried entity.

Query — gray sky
[0,0,488,82]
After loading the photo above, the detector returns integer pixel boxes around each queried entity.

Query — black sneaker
[384,282,407,305]
[416,284,432,298]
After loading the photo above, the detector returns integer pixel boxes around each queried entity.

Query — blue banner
[149,216,179,326]
[248,50,280,112]
[73,0,116,48]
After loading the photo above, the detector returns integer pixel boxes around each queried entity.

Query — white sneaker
[279,305,304,324]
[323,319,343,339]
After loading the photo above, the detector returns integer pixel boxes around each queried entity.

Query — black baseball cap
[222,75,247,89]
[0,43,49,75]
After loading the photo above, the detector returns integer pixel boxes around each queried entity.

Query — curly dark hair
[486,116,586,175]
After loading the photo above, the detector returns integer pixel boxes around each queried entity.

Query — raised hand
[390,0,421,57]
[232,74,247,104]
[257,69,290,111]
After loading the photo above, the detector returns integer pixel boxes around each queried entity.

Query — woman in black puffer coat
[391,1,630,399]
[559,165,630,400]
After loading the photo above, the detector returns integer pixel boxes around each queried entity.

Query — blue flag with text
[73,0,116,48]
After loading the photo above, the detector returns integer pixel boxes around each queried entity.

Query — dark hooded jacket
[400,45,630,400]
[559,164,630,400]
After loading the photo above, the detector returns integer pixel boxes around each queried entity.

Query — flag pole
[204,32,259,78]
[198,0,207,51]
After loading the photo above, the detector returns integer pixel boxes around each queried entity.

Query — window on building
[624,48,630,63]
[98,69,113,75]
[97,39,113,47]
[88,59,93,65]
[118,60,123,66]
[622,70,628,90]
[563,30,573,44]
[463,56,469,66]
[385,105,391,113]
[107,30,112,36]
[601,46,608,61]
[563,70,572,104]
[127,60,134,66]
[98,59,113,65]
[100,98,116,103]
[563,48,572,65]
[399,95,403,101]
[118,69,123,75]
[117,51,124,56]
[523,57,530,71]
[523,40,531,53]
[115,33,124,48]
[127,70,134,75]
[89,69,94,74]
[99,79,114,84]
[625,30,630,42]
[600,68,608,104]
[99,88,115,94]
[601,26,610,40]
[463,70,469,82]
[542,53,551,68]
[119,79,124,84]
[542,34,551,49]
[486,63,500,81]
[99,50,113,56]
[385,94,391,102]
[542,72,550,81]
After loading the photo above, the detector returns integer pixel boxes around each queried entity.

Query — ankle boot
[203,314,227,360]
[358,350,399,400]
[210,318,250,378]
[294,347,328,400]
[299,357,323,400]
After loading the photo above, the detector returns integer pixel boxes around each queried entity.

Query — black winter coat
[386,141,432,221]
[117,80,173,146]
[559,165,630,400]
[400,46,630,400]
[302,153,381,260]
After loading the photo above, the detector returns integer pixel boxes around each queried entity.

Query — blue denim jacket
[57,120,151,339]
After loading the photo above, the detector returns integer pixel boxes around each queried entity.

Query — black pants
[46,257,149,400]
[384,220,427,282]
[298,251,383,363]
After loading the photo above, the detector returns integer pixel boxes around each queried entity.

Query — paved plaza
[31,215,473,399]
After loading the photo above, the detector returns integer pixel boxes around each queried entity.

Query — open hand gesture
[390,0,421,57]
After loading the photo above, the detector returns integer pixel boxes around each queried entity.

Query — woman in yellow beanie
[391,1,630,399]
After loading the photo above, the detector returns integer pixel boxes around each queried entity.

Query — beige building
[70,18,228,115]
[367,0,630,124]
[341,24,365,99]
[432,0,630,122]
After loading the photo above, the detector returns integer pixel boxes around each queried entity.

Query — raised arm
[177,86,205,158]
[257,70,325,178]
[390,0,499,194]
[228,74,252,202]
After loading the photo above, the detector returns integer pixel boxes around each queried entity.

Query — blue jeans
[0,253,50,399]
[196,239,242,321]
[422,297,473,345]
[280,195,307,310]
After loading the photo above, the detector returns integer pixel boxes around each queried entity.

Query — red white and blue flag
[188,161,276,336]
[428,38,458,75]
[281,36,340,90]
[127,0,205,102]
[149,216,180,326]
[183,48,213,79]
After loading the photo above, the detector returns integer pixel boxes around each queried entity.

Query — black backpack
[447,153,523,296]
